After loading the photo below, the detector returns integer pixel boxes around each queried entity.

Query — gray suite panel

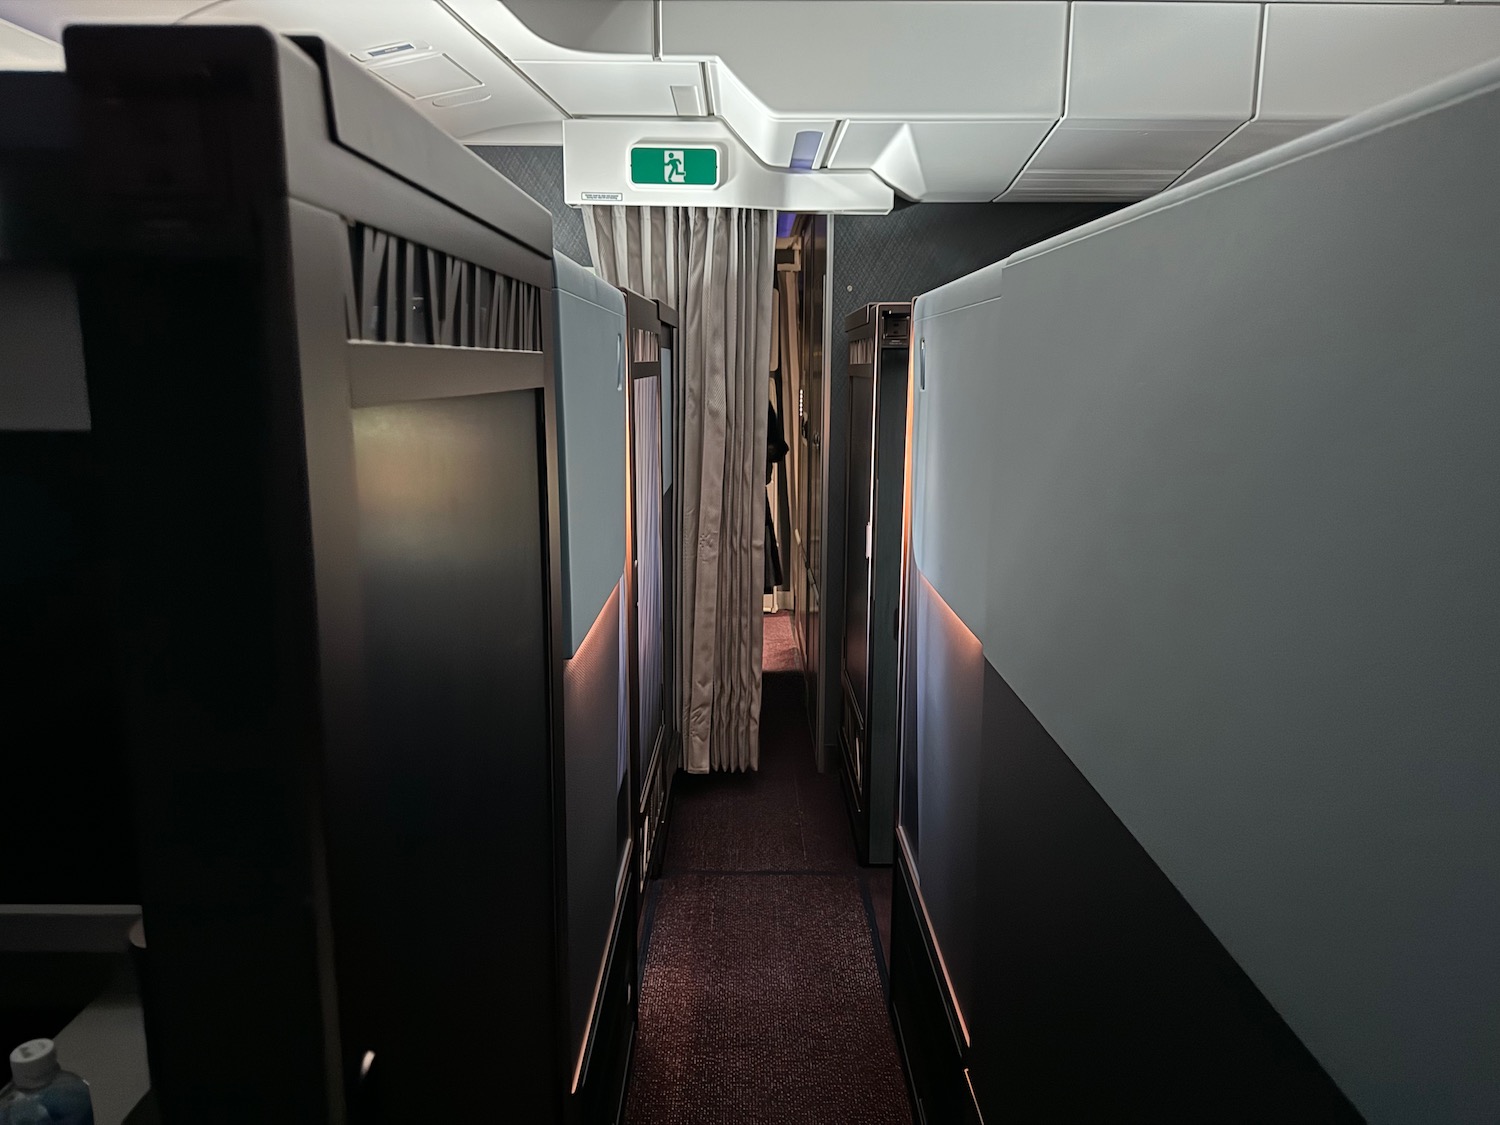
[910,60,1500,1122]
[554,251,628,656]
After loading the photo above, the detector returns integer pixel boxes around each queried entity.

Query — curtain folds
[584,206,776,773]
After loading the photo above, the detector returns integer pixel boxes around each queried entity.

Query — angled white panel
[709,62,835,168]
[0,16,62,69]
[502,0,655,55]
[832,120,1055,202]
[1175,119,1331,185]
[1260,5,1500,120]
[515,59,704,117]
[183,0,563,142]
[1068,2,1261,120]
[445,0,653,61]
[664,1,1066,119]
[906,121,1057,202]
[826,122,926,198]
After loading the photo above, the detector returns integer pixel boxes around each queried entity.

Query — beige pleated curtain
[584,206,776,773]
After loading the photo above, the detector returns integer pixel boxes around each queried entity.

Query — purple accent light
[789,129,822,170]
[777,212,796,239]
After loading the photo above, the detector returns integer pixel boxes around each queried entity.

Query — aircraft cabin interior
[1,2,1497,1123]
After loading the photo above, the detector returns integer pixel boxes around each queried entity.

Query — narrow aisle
[624,614,911,1124]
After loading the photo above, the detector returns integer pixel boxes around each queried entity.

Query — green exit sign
[630,146,720,187]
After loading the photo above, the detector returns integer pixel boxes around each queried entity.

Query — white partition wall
[552,252,631,1080]
[898,59,1500,1124]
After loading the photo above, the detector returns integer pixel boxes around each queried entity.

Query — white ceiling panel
[1173,118,1330,185]
[829,120,1055,201]
[1260,5,1500,120]
[514,59,703,117]
[1069,3,1262,120]
[663,1,1067,119]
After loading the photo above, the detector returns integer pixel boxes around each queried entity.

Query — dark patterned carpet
[623,614,908,1124]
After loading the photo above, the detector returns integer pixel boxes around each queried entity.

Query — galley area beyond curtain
[584,205,777,774]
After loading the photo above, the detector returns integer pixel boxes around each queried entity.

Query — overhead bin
[63,24,635,1122]
[897,57,1500,1123]
[1004,2,1260,200]
[1180,3,1500,183]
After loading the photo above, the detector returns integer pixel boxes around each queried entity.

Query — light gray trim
[570,839,635,1096]
[347,341,545,407]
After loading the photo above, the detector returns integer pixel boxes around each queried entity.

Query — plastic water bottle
[0,1040,94,1125]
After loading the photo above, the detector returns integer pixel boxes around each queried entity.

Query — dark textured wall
[470,145,592,266]
[819,202,1118,760]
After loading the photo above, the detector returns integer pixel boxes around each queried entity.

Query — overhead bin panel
[662,0,1067,119]
[515,59,706,117]
[828,120,1056,202]
[1181,5,1500,185]
[501,0,656,55]
[1006,2,1259,200]
[1066,2,1261,121]
[708,63,837,168]
[1259,4,1500,122]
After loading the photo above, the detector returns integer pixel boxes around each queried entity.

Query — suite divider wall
[65,25,634,1124]
[622,290,680,892]
[894,58,1500,1123]
[838,303,910,866]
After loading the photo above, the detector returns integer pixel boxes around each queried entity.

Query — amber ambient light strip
[897,824,972,1048]
[571,839,635,1095]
